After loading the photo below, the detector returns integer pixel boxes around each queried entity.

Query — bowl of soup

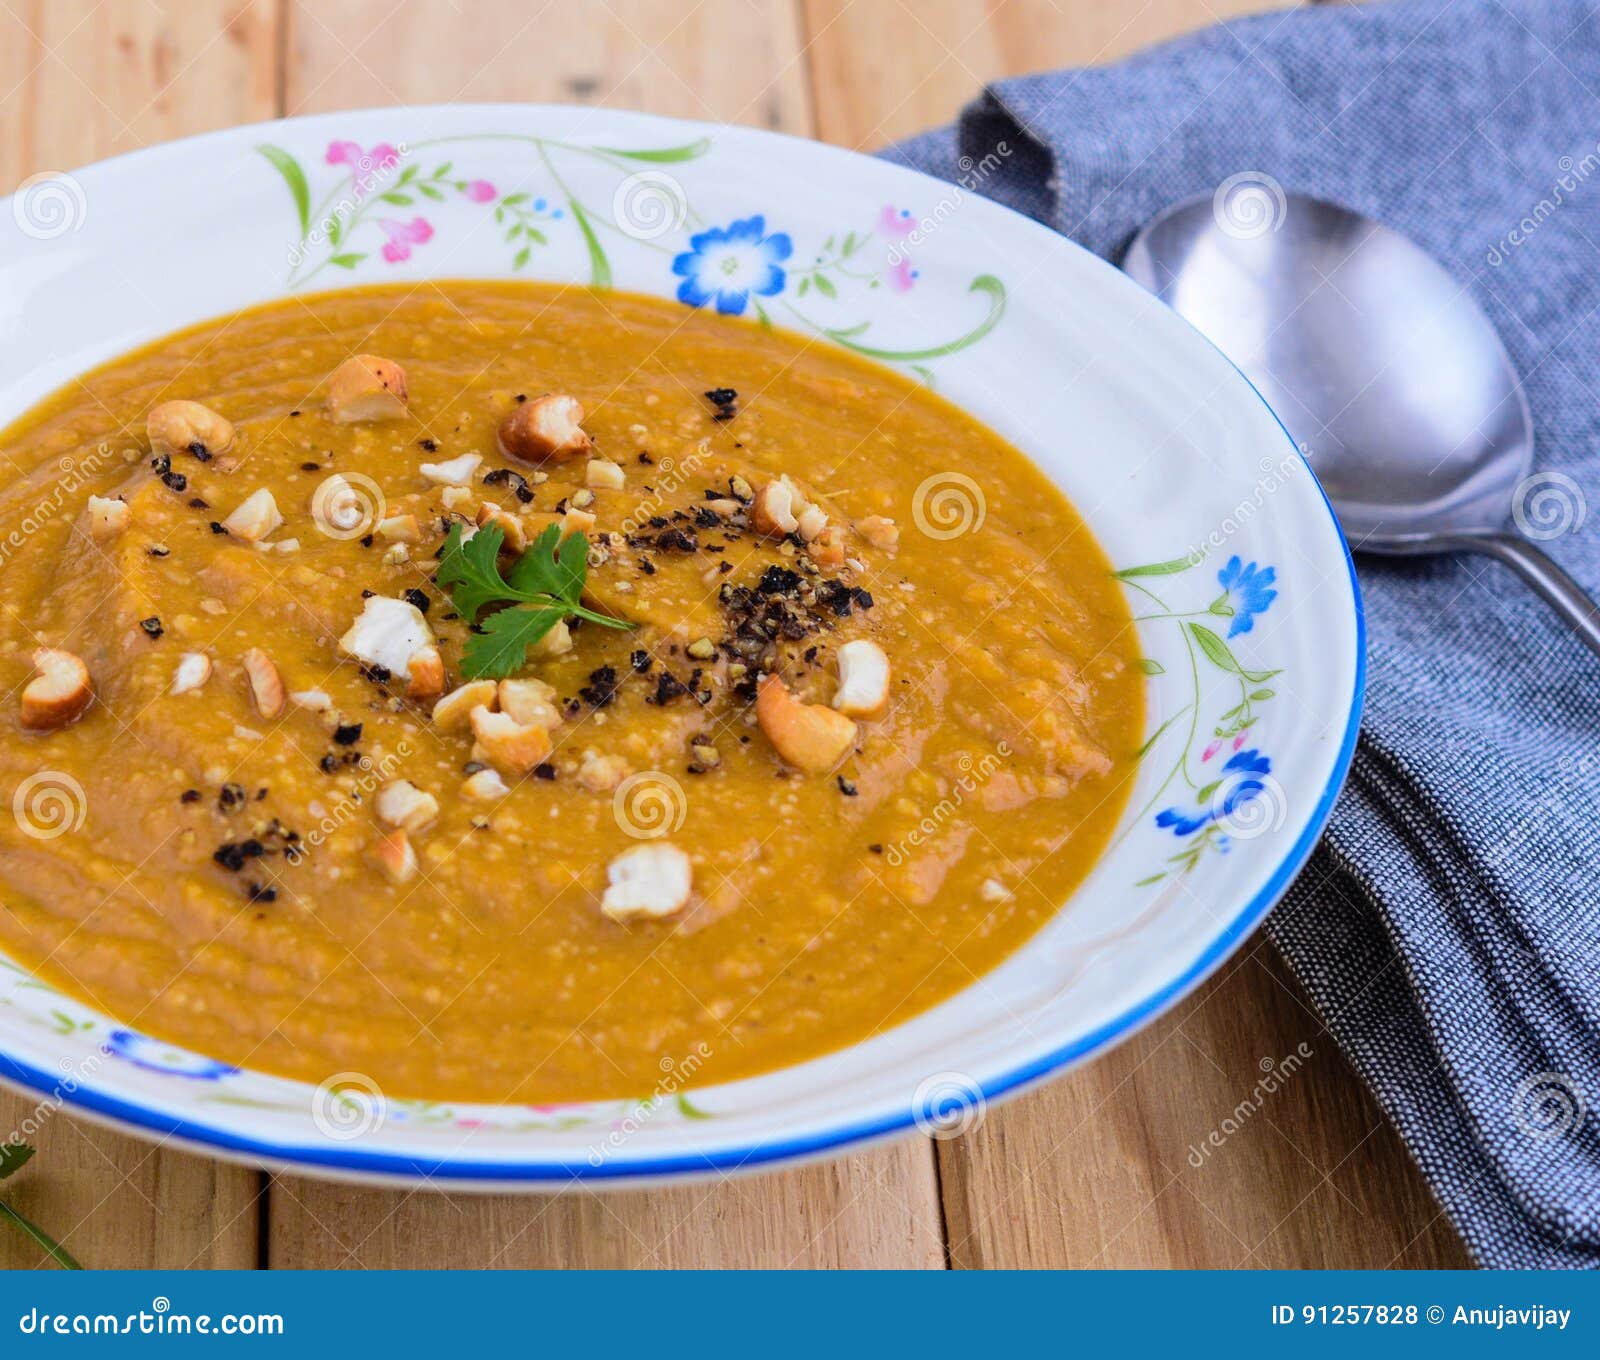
[0,106,1360,1185]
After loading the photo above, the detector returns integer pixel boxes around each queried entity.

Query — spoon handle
[1445,531,1600,659]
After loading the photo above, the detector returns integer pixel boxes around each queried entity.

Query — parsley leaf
[0,1142,81,1269]
[437,520,631,680]
[462,603,569,679]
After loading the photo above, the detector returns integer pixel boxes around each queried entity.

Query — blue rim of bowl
[0,108,1366,1185]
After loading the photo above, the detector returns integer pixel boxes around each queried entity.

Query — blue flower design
[1156,750,1272,837]
[105,1029,235,1080]
[672,215,792,315]
[1216,556,1277,638]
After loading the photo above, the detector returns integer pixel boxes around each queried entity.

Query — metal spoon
[1123,190,1600,658]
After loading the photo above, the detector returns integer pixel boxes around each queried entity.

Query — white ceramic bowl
[0,105,1361,1187]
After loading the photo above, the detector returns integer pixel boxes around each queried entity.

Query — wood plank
[284,0,813,134]
[270,0,942,1268]
[271,1136,943,1269]
[801,0,1295,149]
[938,942,1471,1268]
[0,0,277,1269]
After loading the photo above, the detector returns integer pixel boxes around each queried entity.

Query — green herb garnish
[437,521,632,679]
[0,1142,80,1269]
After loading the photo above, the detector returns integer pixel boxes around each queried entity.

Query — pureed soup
[0,283,1142,1103]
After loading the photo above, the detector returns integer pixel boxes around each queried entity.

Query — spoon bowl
[1124,190,1600,652]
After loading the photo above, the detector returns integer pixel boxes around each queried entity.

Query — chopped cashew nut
[147,401,235,459]
[475,502,526,552]
[338,595,435,676]
[601,843,693,923]
[531,619,573,658]
[369,828,418,884]
[221,488,283,542]
[419,452,481,485]
[242,648,285,719]
[432,680,498,731]
[289,689,332,711]
[376,780,440,834]
[806,524,847,570]
[469,705,551,777]
[405,645,445,701]
[832,639,891,718]
[171,652,212,695]
[750,477,799,537]
[20,649,92,731]
[86,495,129,540]
[795,504,828,544]
[560,510,596,538]
[497,394,591,464]
[462,768,510,801]
[498,677,562,728]
[377,513,420,543]
[326,355,409,423]
[755,674,858,774]
[585,459,625,490]
[576,750,629,793]
[857,515,899,550]
[440,485,476,513]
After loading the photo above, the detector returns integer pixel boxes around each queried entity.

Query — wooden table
[0,0,1470,1270]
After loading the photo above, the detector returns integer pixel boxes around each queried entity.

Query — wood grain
[937,943,1470,1268]
[283,0,813,134]
[0,0,275,1270]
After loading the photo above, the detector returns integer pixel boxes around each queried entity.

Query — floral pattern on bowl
[0,104,1361,1186]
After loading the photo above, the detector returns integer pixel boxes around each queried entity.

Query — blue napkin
[888,0,1600,1269]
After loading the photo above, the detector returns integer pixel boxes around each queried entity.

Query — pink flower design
[878,203,920,292]
[463,179,497,203]
[379,216,433,263]
[1202,739,1221,763]
[1233,733,1248,751]
[326,140,401,196]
